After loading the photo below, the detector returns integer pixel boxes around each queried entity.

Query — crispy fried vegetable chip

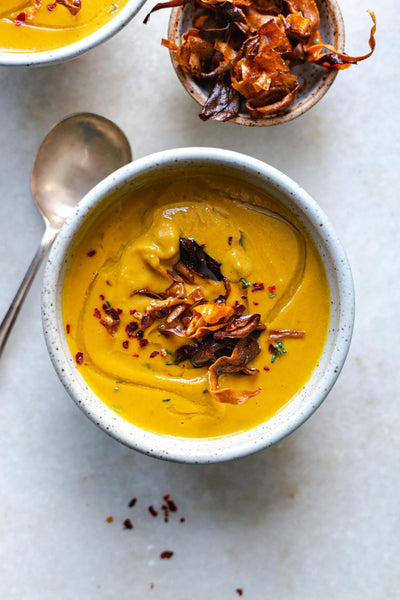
[146,0,376,121]
[56,0,82,16]
[134,236,304,405]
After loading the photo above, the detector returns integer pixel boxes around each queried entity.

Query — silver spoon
[0,112,132,358]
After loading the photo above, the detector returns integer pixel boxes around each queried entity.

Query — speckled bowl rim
[167,0,345,126]
[42,147,354,463]
[0,0,146,67]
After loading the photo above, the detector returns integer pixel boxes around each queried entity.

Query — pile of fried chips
[146,0,376,121]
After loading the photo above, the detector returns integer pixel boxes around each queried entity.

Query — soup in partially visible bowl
[0,0,146,66]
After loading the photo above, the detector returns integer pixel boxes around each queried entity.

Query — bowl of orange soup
[0,0,146,66]
[42,147,354,463]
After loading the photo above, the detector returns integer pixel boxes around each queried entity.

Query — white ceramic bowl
[167,0,345,126]
[0,0,146,67]
[42,147,354,463]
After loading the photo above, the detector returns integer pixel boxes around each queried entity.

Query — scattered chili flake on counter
[236,589,243,596]
[148,505,158,517]
[106,516,114,523]
[66,323,70,334]
[129,497,137,508]
[145,0,376,121]
[123,518,134,529]
[160,550,174,559]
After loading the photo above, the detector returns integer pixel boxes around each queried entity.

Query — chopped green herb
[165,361,173,366]
[162,398,171,403]
[202,389,209,394]
[109,3,118,12]
[116,380,123,384]
[112,406,121,412]
[143,363,151,369]
[113,386,119,391]
[271,341,287,363]
[269,293,276,298]
[165,349,174,356]
[106,300,111,307]
[240,277,251,289]
[239,231,245,247]
[244,355,250,365]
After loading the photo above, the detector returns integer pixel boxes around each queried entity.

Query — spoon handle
[0,224,57,359]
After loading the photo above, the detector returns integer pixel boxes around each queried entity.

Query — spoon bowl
[32,113,132,230]
[0,112,132,358]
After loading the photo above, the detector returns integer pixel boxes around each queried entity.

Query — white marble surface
[0,2,399,599]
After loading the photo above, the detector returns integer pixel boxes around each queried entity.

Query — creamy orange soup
[62,172,330,438]
[0,1,130,53]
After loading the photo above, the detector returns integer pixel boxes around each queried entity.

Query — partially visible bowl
[0,0,146,67]
[42,147,354,463]
[167,0,345,126]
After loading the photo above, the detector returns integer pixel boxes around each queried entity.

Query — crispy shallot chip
[56,0,81,16]
[268,329,305,340]
[214,313,265,339]
[194,302,234,324]
[179,237,225,281]
[208,336,261,404]
[306,10,376,70]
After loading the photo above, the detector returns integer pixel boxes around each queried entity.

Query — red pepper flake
[263,366,270,371]
[105,516,114,523]
[123,518,133,530]
[148,505,158,517]
[236,589,243,596]
[136,329,144,340]
[47,3,56,11]
[75,352,84,365]
[15,12,26,25]
[160,551,174,559]
[228,236,233,245]
[268,343,276,354]
[149,351,159,358]
[106,280,112,286]
[150,584,154,590]
[253,301,259,306]
[180,517,185,523]
[125,322,138,337]
[139,338,149,348]
[233,301,245,315]
[122,340,129,349]
[241,295,247,301]
[99,294,105,301]
[132,353,139,358]
[87,249,96,257]
[128,497,137,508]
[93,308,101,319]
[100,319,108,328]
[163,494,177,512]
[66,324,70,334]
[252,282,264,292]
[268,285,276,295]
[129,309,136,315]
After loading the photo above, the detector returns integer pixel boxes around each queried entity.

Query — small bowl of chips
[153,0,376,126]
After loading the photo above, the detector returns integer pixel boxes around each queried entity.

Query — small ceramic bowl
[0,0,146,67]
[167,0,345,126]
[42,147,354,463]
